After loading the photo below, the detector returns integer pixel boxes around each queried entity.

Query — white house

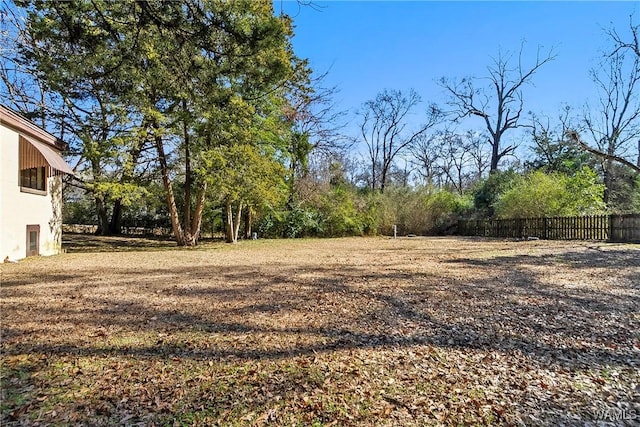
[1,105,74,261]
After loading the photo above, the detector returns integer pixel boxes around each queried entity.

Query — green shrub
[424,190,473,234]
[472,170,519,218]
[494,167,605,218]
[318,187,367,237]
[370,187,469,236]
[256,203,323,238]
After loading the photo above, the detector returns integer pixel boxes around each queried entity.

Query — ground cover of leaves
[1,235,639,426]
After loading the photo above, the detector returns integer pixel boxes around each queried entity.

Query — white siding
[1,125,63,260]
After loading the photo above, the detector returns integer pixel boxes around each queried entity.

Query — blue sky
[278,1,639,138]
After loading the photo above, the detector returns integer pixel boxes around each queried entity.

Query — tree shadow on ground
[3,249,638,371]
[61,232,237,253]
[62,233,180,253]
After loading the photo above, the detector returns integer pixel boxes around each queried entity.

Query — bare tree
[359,88,440,192]
[436,131,468,194]
[580,46,640,204]
[285,68,351,179]
[440,44,555,172]
[410,132,443,188]
[607,15,640,169]
[410,129,489,190]
[463,130,491,181]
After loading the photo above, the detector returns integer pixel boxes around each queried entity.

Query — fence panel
[610,214,640,242]
[458,214,639,242]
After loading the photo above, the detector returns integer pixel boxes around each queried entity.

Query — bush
[494,167,605,218]
[257,184,472,238]
[372,187,470,236]
[256,186,370,238]
[424,190,473,234]
[63,198,97,225]
[606,164,640,213]
[317,187,366,237]
[255,203,322,238]
[285,204,323,238]
[472,170,519,218]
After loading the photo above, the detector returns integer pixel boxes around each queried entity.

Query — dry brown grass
[1,235,639,426]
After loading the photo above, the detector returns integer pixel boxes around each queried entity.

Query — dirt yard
[1,235,639,426]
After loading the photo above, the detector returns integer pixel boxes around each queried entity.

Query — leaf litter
[1,236,639,426]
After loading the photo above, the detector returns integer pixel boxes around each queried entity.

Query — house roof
[0,105,66,151]
[21,135,75,175]
[1,105,74,175]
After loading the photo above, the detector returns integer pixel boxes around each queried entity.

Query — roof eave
[0,105,66,151]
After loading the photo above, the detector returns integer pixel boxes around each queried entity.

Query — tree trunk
[371,162,377,191]
[224,198,244,243]
[244,206,252,240]
[91,154,109,235]
[94,196,109,236]
[225,199,235,243]
[110,136,144,236]
[603,139,617,207]
[602,159,613,206]
[154,131,186,246]
[187,182,207,245]
[490,137,500,172]
[109,199,123,235]
[234,202,243,243]
[183,105,192,233]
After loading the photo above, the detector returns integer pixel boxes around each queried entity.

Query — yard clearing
[1,235,639,426]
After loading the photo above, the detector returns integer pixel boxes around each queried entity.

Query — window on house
[20,166,46,191]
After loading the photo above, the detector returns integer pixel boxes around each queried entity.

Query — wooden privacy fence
[458,214,640,242]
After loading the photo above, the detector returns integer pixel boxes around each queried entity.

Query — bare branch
[359,88,441,191]
[607,15,640,58]
[581,28,640,205]
[567,130,640,173]
[439,44,555,171]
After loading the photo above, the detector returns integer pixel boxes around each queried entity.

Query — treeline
[63,163,619,239]
[2,2,639,242]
